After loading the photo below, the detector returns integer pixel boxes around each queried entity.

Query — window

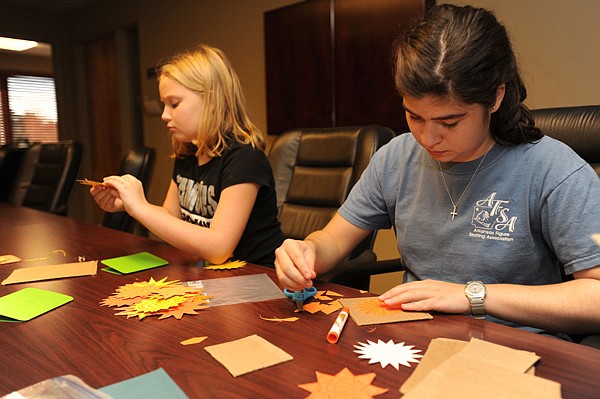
[0,73,58,146]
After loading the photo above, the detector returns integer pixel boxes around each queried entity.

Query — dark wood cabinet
[265,0,433,135]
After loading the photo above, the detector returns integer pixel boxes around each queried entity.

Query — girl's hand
[90,182,123,213]
[101,174,148,216]
[378,279,471,315]
[274,239,317,291]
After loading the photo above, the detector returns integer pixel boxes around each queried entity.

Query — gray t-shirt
[339,134,600,331]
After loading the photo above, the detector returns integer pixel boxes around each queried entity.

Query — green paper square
[0,287,73,321]
[101,252,168,274]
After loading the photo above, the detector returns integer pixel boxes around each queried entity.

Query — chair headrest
[531,105,600,164]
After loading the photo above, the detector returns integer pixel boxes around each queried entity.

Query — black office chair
[7,140,82,215]
[531,105,600,175]
[268,124,395,267]
[102,146,156,234]
[0,145,28,202]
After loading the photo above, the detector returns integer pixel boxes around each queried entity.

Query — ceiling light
[0,37,38,52]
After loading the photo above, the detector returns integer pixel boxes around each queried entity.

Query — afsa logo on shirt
[471,192,517,233]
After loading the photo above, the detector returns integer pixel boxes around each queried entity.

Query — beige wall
[447,0,600,109]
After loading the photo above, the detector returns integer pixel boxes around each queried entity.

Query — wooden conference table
[0,203,599,398]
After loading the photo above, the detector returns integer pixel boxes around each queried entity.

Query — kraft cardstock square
[339,297,432,326]
[204,334,293,377]
[2,260,97,285]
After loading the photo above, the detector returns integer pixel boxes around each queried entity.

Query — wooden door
[84,34,122,221]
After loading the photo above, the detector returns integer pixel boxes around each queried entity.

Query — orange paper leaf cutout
[320,300,343,314]
[302,302,326,314]
[159,297,208,320]
[260,315,299,322]
[299,367,388,398]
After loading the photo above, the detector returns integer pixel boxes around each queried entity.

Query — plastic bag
[2,375,111,399]
[183,273,285,307]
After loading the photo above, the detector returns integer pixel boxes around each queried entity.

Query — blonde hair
[158,44,265,158]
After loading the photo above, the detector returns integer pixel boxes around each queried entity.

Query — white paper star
[354,339,423,370]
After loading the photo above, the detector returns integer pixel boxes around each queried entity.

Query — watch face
[466,281,485,296]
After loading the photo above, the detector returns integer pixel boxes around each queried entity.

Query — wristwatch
[464,281,486,319]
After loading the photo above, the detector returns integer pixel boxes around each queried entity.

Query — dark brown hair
[393,4,542,144]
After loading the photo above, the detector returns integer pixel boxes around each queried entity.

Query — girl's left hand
[101,174,148,215]
[378,279,471,315]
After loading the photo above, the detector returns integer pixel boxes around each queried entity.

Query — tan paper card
[339,297,432,326]
[400,338,468,394]
[402,356,561,399]
[401,337,548,397]
[1,260,98,285]
[457,338,540,373]
[204,334,293,377]
[0,255,21,265]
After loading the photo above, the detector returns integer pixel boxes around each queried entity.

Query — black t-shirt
[173,142,284,267]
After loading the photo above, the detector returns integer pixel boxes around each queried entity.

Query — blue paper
[99,368,188,399]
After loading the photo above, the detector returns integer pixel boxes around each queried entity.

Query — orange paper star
[357,299,399,316]
[299,367,388,398]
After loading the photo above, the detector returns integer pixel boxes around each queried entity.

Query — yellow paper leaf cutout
[114,306,152,320]
[326,290,343,297]
[133,295,187,313]
[204,260,247,270]
[100,296,142,307]
[180,336,208,346]
[260,315,299,322]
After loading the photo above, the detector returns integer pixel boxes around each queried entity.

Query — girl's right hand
[90,184,124,213]
[274,239,317,291]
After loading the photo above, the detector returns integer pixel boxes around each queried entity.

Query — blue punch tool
[284,287,317,312]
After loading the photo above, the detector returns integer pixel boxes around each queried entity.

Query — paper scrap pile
[100,277,211,320]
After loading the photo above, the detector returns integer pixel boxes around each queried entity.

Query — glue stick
[327,307,350,344]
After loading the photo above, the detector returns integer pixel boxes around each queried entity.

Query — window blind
[0,74,58,145]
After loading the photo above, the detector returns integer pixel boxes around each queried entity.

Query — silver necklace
[438,145,493,220]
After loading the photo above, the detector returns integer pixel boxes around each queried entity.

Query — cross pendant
[450,206,458,220]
